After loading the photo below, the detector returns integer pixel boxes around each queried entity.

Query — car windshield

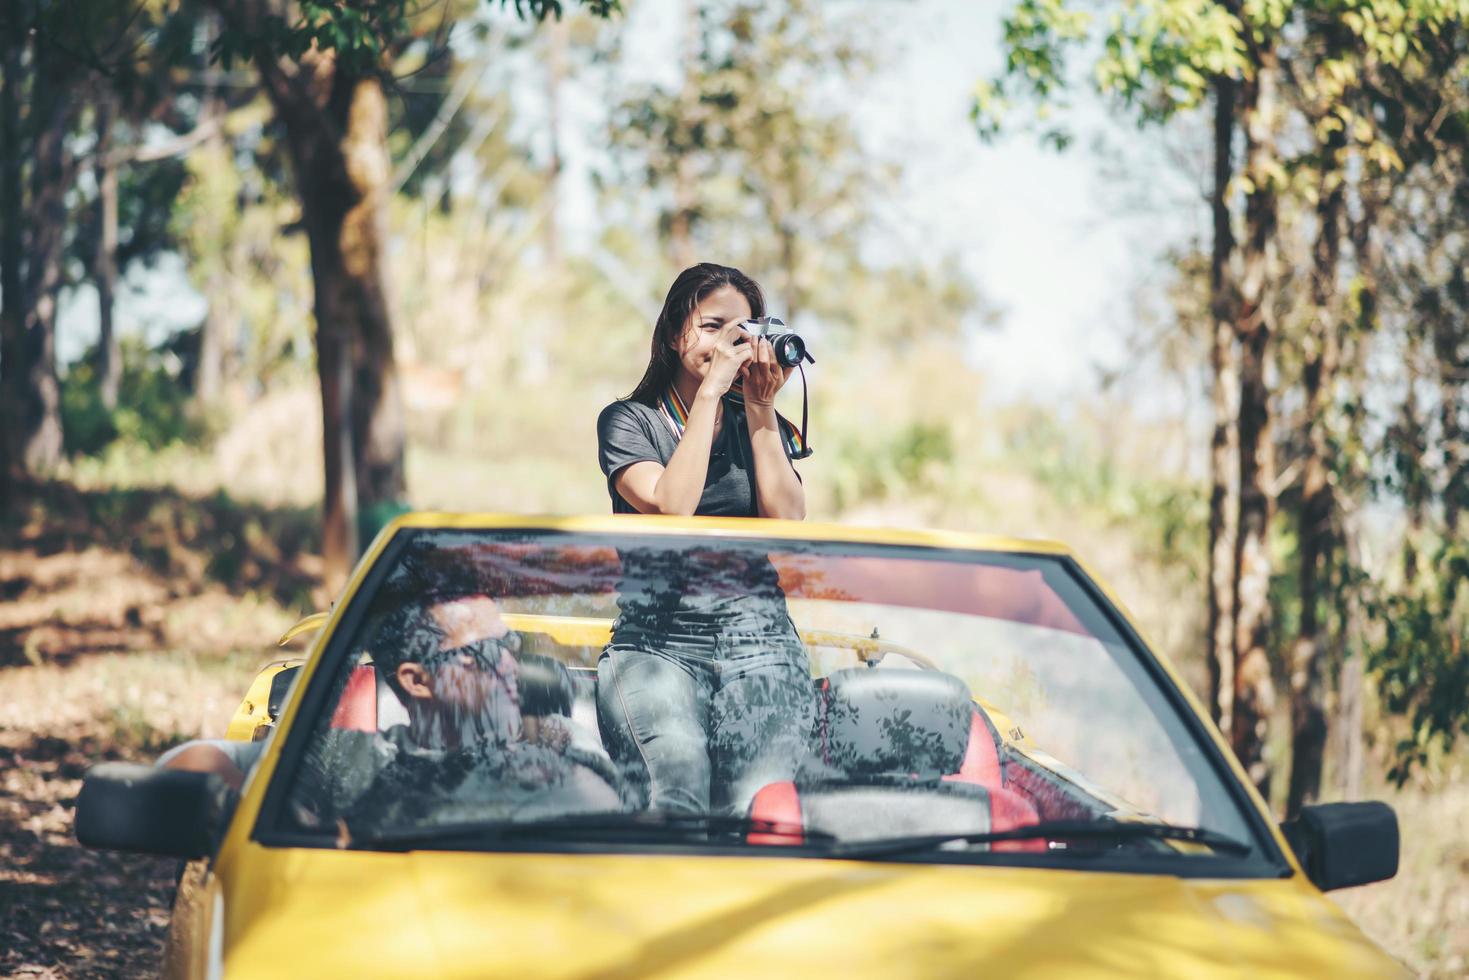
[273,526,1264,867]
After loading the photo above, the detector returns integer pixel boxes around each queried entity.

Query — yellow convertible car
[76,514,1404,977]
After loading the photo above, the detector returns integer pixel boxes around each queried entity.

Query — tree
[1,0,203,484]
[978,0,1469,805]
[208,0,617,591]
[607,0,877,319]
[1207,72,1239,740]
[1273,3,1469,808]
[1355,17,1469,787]
[0,9,23,503]
[978,0,1279,794]
[0,0,92,480]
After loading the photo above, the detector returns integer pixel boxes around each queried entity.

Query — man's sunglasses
[418,631,523,673]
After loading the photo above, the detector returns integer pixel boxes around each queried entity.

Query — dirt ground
[1,481,307,978]
[1,725,179,978]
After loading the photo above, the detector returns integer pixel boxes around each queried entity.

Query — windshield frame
[251,520,1291,878]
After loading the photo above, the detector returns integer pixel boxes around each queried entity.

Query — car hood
[220,846,1404,978]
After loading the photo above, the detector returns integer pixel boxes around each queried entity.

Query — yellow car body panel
[178,513,1403,977]
[202,845,1403,978]
[502,612,615,647]
[276,611,330,647]
[222,661,300,742]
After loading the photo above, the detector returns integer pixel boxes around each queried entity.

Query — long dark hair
[626,263,765,405]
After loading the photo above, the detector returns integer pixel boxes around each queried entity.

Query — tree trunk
[669,0,698,269]
[543,17,567,270]
[18,39,71,472]
[0,27,25,496]
[319,317,358,583]
[266,56,406,591]
[1231,49,1280,803]
[339,78,406,520]
[1207,73,1239,733]
[1286,135,1344,817]
[194,23,229,407]
[1331,188,1380,801]
[1432,308,1468,535]
[195,281,230,403]
[1397,342,1427,586]
[780,222,799,322]
[95,93,121,410]
[1336,513,1366,800]
[670,168,695,269]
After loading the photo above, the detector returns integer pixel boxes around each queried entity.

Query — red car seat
[749,668,1040,850]
[329,664,378,732]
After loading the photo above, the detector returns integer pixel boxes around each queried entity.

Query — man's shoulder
[157,737,266,774]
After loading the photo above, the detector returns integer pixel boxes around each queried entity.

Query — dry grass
[1332,769,1469,978]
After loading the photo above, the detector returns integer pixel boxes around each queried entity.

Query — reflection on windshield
[282,531,1255,862]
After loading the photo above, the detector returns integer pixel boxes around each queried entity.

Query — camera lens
[772,334,806,368]
[740,317,813,366]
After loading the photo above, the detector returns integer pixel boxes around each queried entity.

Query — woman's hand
[741,336,794,407]
[699,323,757,398]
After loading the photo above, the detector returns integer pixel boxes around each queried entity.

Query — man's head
[371,592,523,748]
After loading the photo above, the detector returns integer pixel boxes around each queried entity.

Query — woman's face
[675,284,753,387]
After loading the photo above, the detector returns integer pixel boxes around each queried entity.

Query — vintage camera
[738,316,815,368]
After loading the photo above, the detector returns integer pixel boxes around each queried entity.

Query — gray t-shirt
[597,398,797,517]
[596,398,798,629]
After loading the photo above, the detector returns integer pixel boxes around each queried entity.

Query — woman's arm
[743,338,806,520]
[745,402,806,519]
[613,390,721,516]
[614,324,755,516]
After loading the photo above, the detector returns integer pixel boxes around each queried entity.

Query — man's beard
[414,683,522,751]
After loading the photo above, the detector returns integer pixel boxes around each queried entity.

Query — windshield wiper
[831,819,1252,860]
[354,811,834,851]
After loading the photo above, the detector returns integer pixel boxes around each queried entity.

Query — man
[161,591,619,830]
[331,592,620,832]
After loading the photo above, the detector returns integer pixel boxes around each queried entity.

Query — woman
[595,263,812,815]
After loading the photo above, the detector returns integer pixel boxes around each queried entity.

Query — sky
[59,0,1208,413]
[547,0,1210,405]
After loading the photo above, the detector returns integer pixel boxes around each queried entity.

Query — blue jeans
[597,619,813,814]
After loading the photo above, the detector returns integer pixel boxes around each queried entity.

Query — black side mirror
[75,762,235,859]
[1280,801,1399,891]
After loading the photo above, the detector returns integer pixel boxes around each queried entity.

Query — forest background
[1,0,1467,975]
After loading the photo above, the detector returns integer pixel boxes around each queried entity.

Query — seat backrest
[943,708,1004,790]
[820,667,973,778]
[330,664,378,732]
[750,667,1040,849]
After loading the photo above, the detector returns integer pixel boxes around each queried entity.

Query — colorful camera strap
[659,381,811,460]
